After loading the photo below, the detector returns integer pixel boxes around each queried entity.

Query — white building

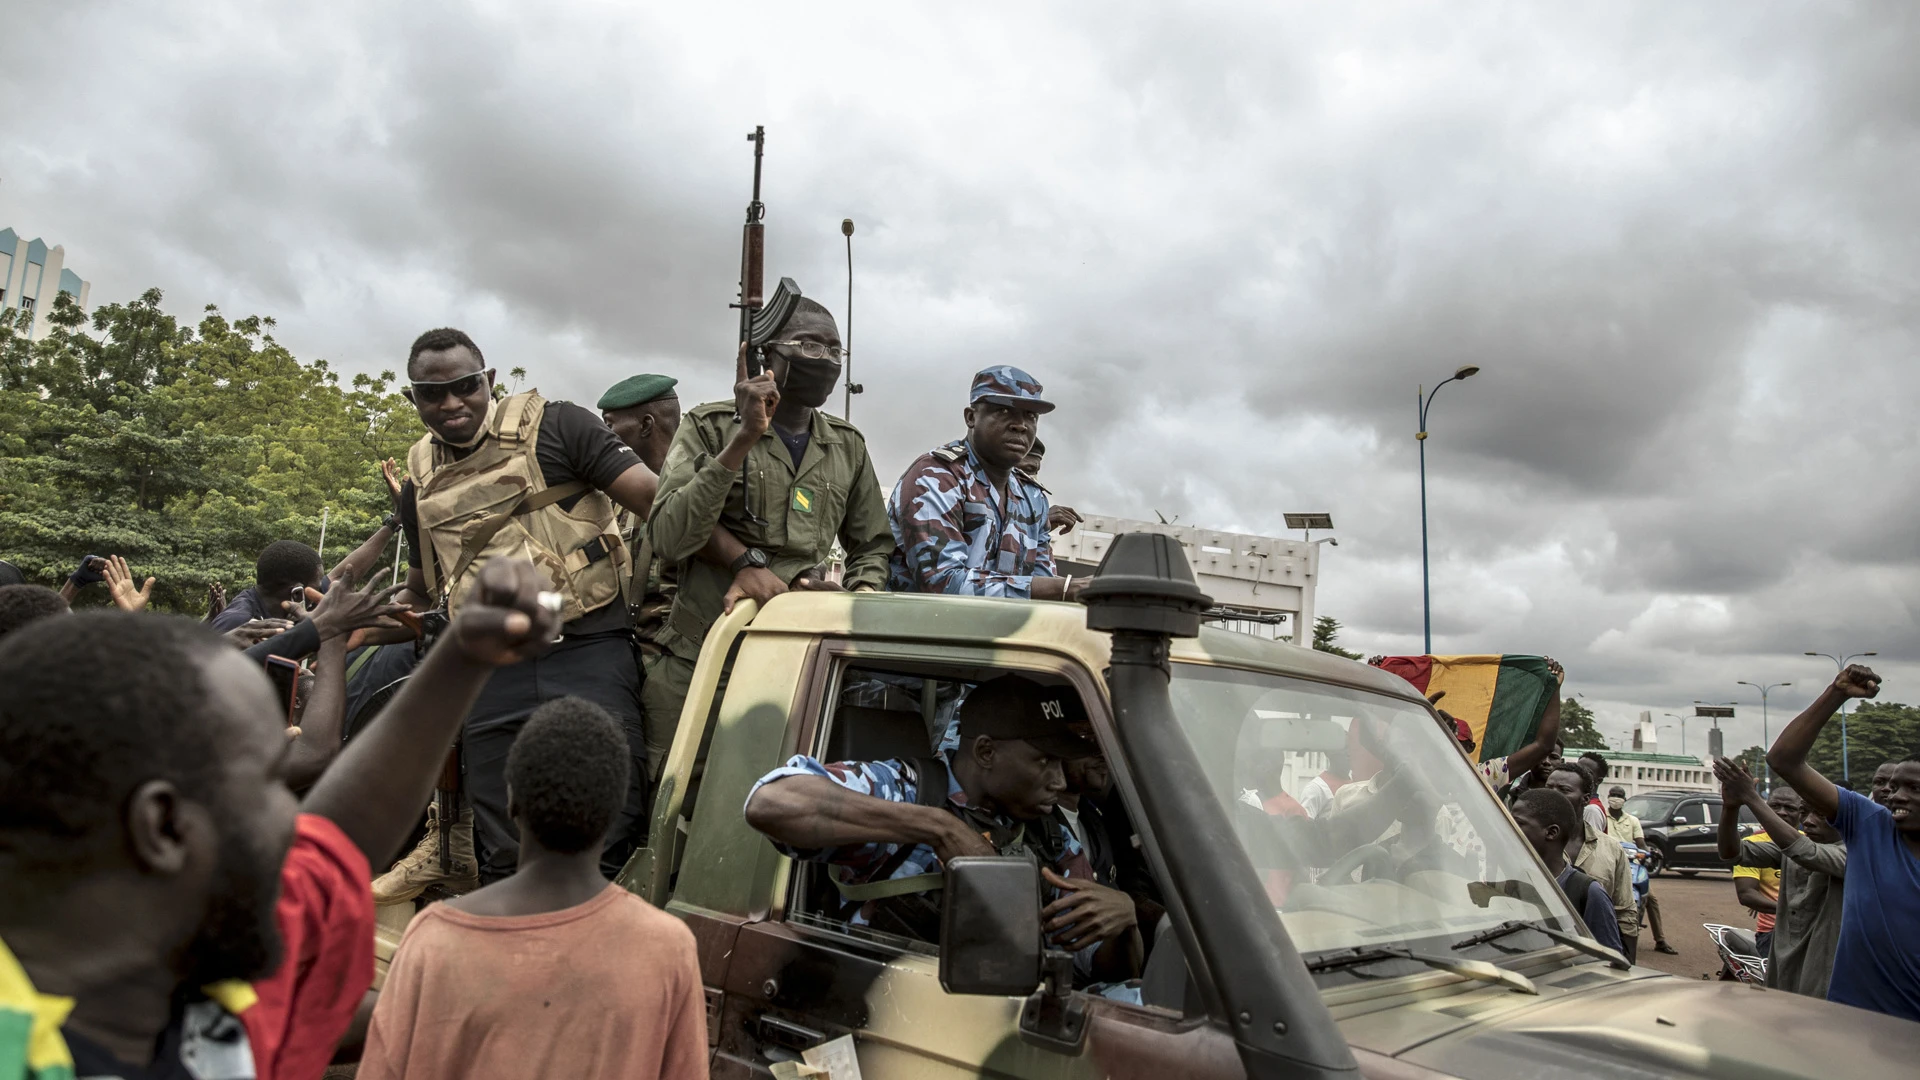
[1052,515,1320,645]
[1567,713,1714,797]
[0,227,91,340]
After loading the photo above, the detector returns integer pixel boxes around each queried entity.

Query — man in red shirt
[0,559,562,1080]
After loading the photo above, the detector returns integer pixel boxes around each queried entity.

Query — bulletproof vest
[836,758,1069,943]
[407,391,627,622]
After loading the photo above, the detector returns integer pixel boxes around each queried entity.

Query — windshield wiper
[1304,946,1537,995]
[1452,919,1630,971]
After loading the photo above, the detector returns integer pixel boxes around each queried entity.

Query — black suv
[1624,789,1762,876]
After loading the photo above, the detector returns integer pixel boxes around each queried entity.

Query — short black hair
[1515,788,1578,838]
[1552,761,1595,796]
[407,327,486,377]
[0,613,228,874]
[0,560,25,588]
[1578,751,1609,781]
[505,696,630,855]
[0,585,69,639]
[256,540,322,595]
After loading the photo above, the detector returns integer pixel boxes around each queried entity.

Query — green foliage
[1803,700,1920,791]
[1735,745,1767,781]
[1558,696,1608,750]
[1312,615,1363,660]
[0,289,417,612]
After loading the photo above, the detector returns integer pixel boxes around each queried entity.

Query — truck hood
[1396,975,1920,1077]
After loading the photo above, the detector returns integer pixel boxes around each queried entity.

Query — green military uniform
[643,402,893,766]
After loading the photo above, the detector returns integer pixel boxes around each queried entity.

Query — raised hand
[1834,664,1880,700]
[102,555,155,613]
[733,342,781,438]
[381,456,404,506]
[447,557,564,666]
[225,618,291,647]
[308,570,408,642]
[1041,868,1137,951]
[1712,756,1758,805]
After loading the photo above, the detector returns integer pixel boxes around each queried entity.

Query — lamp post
[1694,701,1736,759]
[1417,365,1480,655]
[1663,712,1690,756]
[1805,651,1877,783]
[1736,681,1792,793]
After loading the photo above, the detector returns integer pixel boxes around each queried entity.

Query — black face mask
[778,356,841,409]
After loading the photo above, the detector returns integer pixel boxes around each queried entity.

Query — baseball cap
[1452,718,1475,750]
[957,674,1098,759]
[969,365,1055,414]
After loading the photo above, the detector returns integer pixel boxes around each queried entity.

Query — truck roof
[743,591,1429,704]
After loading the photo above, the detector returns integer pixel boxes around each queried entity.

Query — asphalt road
[1632,870,1758,979]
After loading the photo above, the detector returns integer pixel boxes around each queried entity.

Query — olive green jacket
[647,402,892,660]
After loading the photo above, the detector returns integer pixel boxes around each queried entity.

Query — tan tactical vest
[406,391,626,622]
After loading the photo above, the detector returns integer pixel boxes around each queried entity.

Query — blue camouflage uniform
[887,365,1061,597]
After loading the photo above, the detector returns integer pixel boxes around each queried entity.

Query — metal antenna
[842,217,862,420]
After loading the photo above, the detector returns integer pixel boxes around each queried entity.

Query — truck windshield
[1168,663,1584,960]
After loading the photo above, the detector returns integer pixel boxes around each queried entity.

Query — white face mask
[1607,796,1625,811]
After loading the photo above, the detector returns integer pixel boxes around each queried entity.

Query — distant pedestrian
[361,697,707,1080]
[1871,762,1896,806]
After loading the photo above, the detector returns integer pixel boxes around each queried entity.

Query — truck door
[698,640,1239,1080]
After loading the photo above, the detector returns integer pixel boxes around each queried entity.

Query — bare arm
[285,635,349,793]
[1733,878,1777,916]
[329,522,394,585]
[1766,666,1878,822]
[302,558,562,866]
[1715,757,1800,856]
[744,775,994,865]
[1506,672,1564,779]
[603,460,659,520]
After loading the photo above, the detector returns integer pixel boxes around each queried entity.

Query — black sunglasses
[404,372,487,405]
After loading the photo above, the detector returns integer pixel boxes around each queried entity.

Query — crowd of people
[2,291,1917,1079]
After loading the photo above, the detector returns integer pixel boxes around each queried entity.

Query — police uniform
[401,390,647,882]
[886,365,1062,597]
[644,398,893,757]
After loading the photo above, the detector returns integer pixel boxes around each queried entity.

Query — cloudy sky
[5,1,1916,754]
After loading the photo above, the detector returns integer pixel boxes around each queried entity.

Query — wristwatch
[729,547,771,575]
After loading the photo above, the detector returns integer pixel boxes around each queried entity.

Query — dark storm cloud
[4,1,1919,730]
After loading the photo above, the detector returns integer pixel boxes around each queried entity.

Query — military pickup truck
[377,533,1918,1077]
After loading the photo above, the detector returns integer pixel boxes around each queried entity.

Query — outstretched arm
[1766,665,1879,822]
[744,775,994,865]
[302,558,562,866]
[329,521,395,585]
[1505,660,1565,779]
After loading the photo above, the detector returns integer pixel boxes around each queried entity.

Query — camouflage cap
[969,365,1055,414]
[596,374,678,411]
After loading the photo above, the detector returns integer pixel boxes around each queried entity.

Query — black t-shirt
[772,422,810,470]
[400,400,639,635]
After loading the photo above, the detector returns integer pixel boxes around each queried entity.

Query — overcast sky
[6,2,1916,756]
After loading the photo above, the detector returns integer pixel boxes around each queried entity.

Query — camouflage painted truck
[393,533,1919,1077]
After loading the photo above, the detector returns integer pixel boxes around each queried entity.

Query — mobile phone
[265,656,301,722]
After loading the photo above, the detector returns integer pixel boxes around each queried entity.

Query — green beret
[596,374,678,411]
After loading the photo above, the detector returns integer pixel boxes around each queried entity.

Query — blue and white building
[0,227,92,340]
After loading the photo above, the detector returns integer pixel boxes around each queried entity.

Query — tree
[1734,745,1768,783]
[1801,700,1920,792]
[1558,696,1608,750]
[1312,615,1362,660]
[0,288,417,612]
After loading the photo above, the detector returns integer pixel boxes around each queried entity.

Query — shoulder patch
[929,443,965,463]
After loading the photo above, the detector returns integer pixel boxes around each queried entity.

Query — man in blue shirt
[886,366,1082,600]
[1768,663,1920,1021]
[1511,788,1623,953]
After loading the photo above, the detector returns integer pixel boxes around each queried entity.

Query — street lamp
[1417,365,1480,654]
[1805,650,1877,783]
[1694,701,1736,758]
[1736,681,1791,793]
[1662,712,1690,756]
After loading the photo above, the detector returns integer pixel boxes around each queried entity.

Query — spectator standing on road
[1544,764,1637,959]
[1714,757,1848,999]
[1606,785,1678,955]
[1511,789,1623,952]
[647,298,893,763]
[361,697,707,1080]
[1717,774,1803,958]
[0,558,563,1080]
[887,366,1081,600]
[1767,664,1920,1021]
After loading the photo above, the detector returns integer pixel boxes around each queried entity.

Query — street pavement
[1633,871,1756,980]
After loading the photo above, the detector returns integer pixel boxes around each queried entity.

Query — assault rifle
[731,125,805,522]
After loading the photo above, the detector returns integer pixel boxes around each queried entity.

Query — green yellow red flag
[1370,654,1558,764]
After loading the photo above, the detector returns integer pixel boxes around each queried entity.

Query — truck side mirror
[939,856,1043,996]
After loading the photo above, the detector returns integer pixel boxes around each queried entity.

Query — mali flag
[1371,655,1559,765]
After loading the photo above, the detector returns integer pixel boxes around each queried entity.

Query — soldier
[646,295,893,757]
[385,328,659,891]
[1017,438,1083,536]
[887,366,1082,599]
[597,373,684,781]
